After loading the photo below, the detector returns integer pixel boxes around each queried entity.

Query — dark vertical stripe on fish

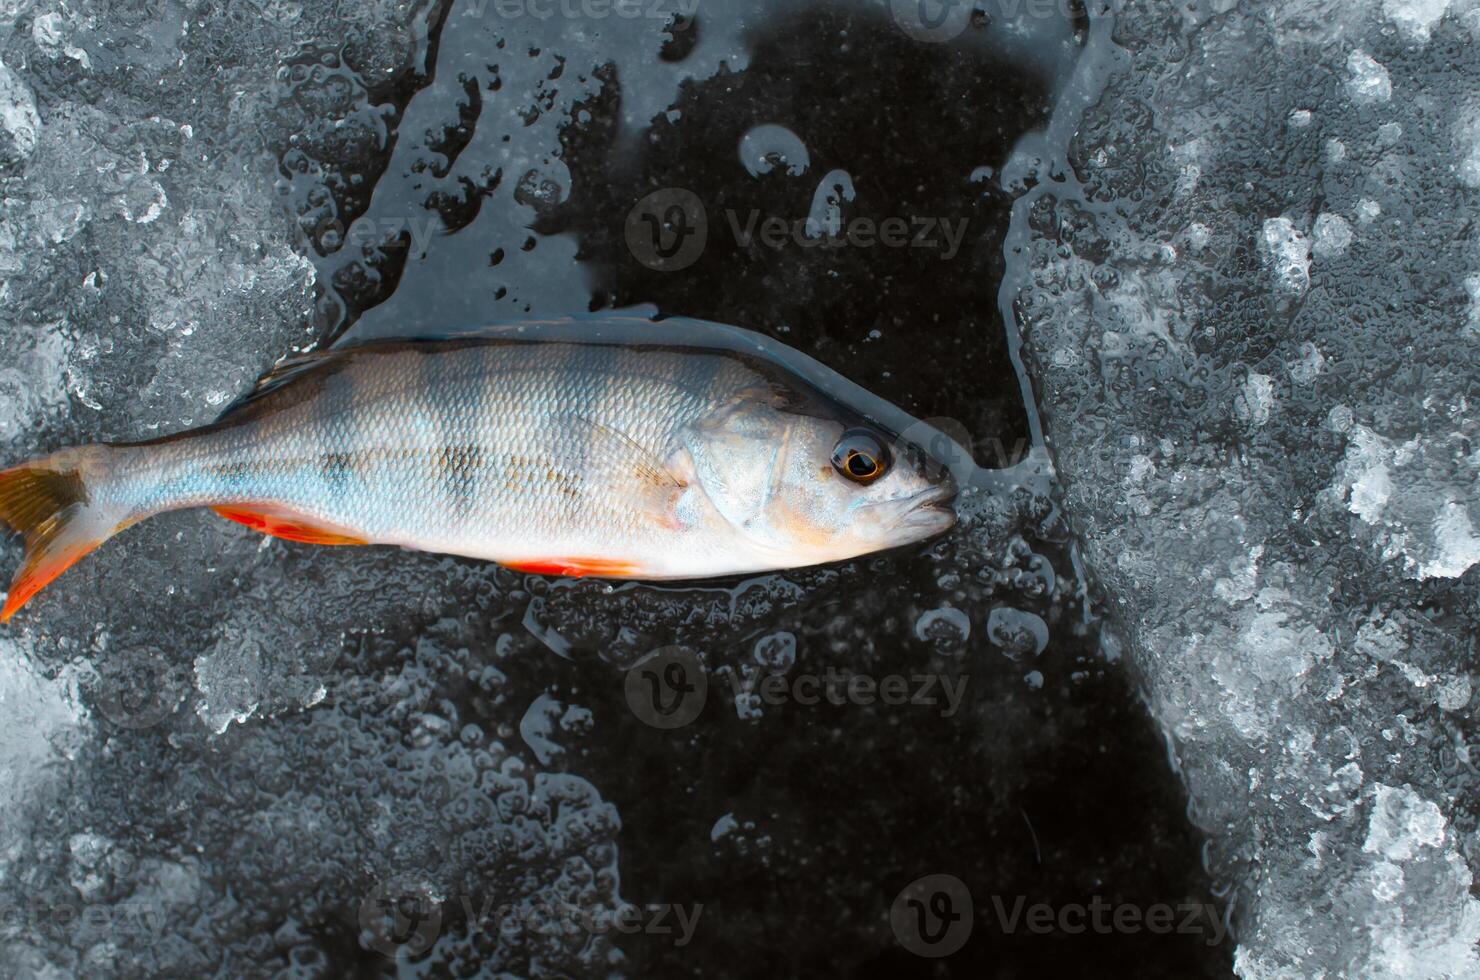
[313,362,359,505]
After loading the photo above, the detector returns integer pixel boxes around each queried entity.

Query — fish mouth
[897,484,958,533]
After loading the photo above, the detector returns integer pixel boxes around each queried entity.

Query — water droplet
[986,608,1048,660]
[738,124,810,178]
[915,606,971,653]
[752,631,796,673]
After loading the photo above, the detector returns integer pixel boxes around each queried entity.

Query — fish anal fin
[504,558,640,578]
[211,506,368,546]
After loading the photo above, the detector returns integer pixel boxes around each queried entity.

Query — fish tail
[0,447,122,623]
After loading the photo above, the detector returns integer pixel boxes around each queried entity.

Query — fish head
[677,396,958,568]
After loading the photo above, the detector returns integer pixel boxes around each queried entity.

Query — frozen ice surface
[0,4,638,976]
[1017,1,1480,976]
[0,0,1473,976]
[1382,0,1454,41]
[1345,49,1393,104]
[0,55,38,167]
[1261,217,1311,293]
[1313,212,1354,258]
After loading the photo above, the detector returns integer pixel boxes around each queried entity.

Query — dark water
[269,2,1234,976]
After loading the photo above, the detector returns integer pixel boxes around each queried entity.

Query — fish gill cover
[0,1,1473,979]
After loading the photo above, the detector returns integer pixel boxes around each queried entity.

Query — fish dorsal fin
[218,349,345,416]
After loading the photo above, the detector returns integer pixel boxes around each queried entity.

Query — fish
[0,315,960,621]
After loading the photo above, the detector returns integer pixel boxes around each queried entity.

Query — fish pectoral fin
[211,506,368,546]
[503,558,640,578]
[551,413,687,529]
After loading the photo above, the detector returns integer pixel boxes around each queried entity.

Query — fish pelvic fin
[0,451,118,623]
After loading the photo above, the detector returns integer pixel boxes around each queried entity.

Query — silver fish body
[0,316,959,619]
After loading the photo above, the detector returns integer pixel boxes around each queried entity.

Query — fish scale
[108,341,739,557]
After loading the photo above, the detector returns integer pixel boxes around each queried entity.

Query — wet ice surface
[1016,0,1480,977]
[0,0,1473,978]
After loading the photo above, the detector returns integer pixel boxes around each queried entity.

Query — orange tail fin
[0,458,112,623]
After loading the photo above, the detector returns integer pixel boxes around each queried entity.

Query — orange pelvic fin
[503,558,640,578]
[211,506,368,546]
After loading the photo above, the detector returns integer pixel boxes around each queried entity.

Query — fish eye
[831,429,891,485]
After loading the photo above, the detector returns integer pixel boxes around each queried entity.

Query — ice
[1261,217,1312,294]
[1382,0,1454,41]
[1235,373,1276,427]
[0,0,1472,975]
[1328,423,1480,580]
[1346,49,1393,104]
[0,56,38,168]
[1313,212,1353,258]
[1459,108,1480,188]
[738,123,810,177]
[1363,784,1446,861]
[1021,0,1480,975]
[0,637,86,847]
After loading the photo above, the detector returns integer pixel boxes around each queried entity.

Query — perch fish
[0,316,959,621]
